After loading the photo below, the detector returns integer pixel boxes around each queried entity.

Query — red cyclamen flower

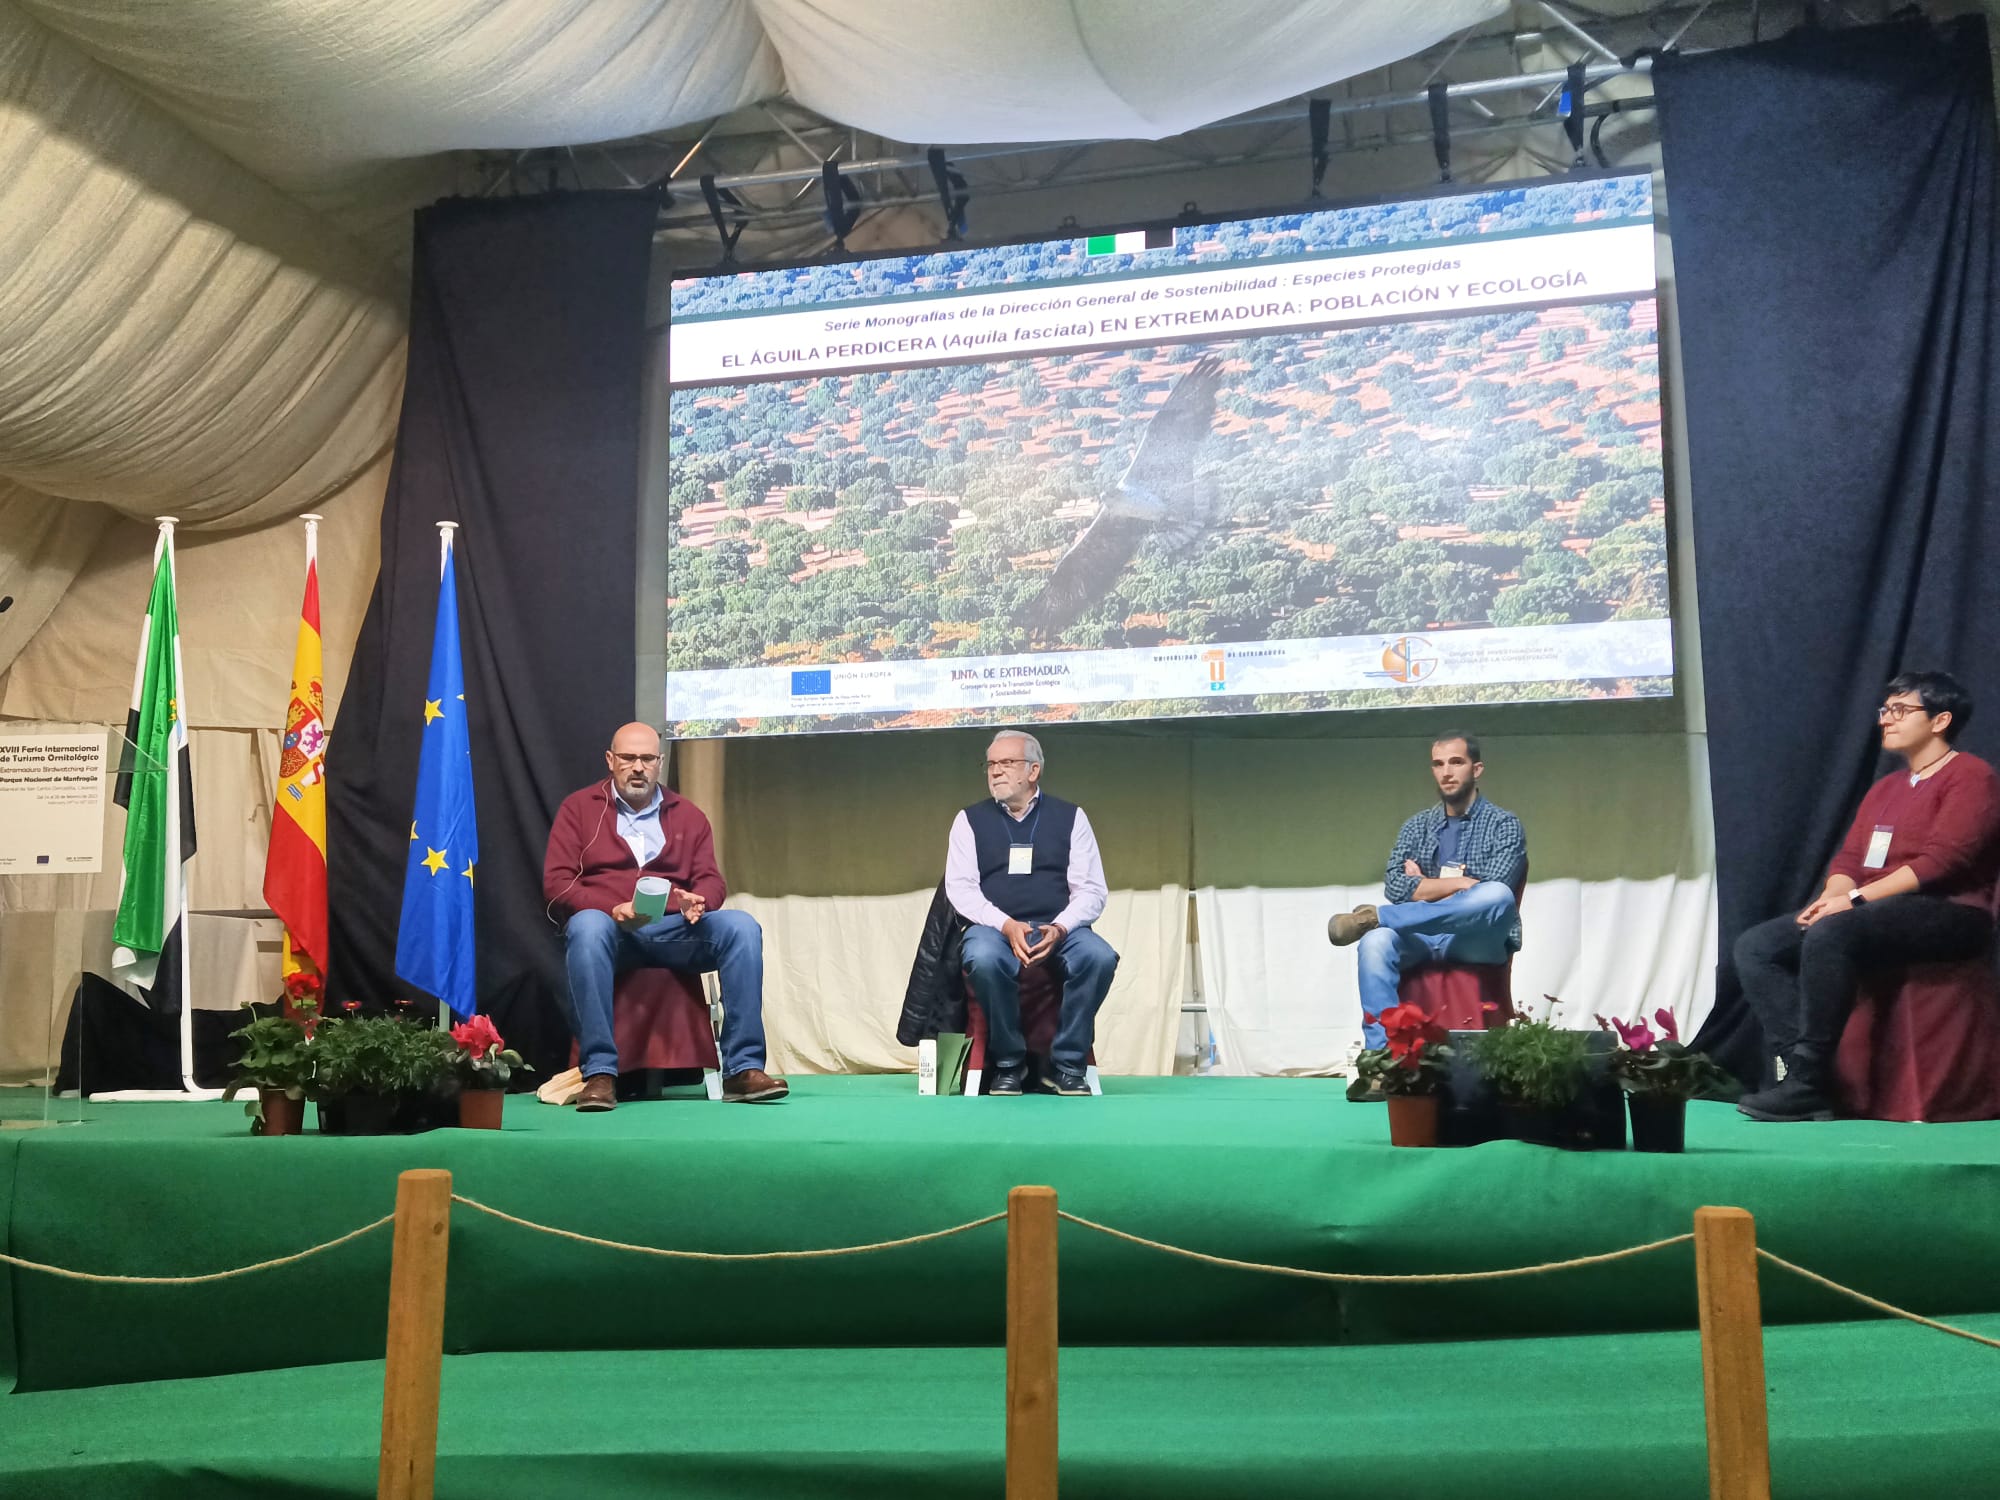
[451,1013,505,1057]
[1379,1003,1448,1061]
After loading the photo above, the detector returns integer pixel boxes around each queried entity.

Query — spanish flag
[264,515,330,983]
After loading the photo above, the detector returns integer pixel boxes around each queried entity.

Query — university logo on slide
[1202,649,1227,692]
[1370,636,1439,686]
[790,669,833,697]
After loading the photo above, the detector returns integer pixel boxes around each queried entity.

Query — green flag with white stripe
[112,525,197,1004]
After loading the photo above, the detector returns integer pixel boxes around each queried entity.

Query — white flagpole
[96,517,223,1101]
[435,520,456,1032]
[162,519,208,1094]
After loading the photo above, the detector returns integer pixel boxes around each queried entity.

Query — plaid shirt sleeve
[1466,805,1527,888]
[1382,813,1430,903]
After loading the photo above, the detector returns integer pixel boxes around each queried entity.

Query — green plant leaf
[1471,1020,1589,1108]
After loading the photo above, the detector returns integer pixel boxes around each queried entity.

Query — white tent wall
[0,0,408,1079]
[0,455,389,1080]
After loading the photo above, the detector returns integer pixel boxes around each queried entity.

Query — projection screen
[665,172,1670,738]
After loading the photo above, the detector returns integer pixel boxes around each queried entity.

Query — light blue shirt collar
[616,786,665,864]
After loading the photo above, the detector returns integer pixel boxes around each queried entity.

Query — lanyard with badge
[1862,826,1894,870]
[1007,801,1042,875]
[1438,812,1466,879]
[1866,753,1952,869]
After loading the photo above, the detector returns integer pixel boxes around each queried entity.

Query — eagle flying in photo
[1016,354,1226,637]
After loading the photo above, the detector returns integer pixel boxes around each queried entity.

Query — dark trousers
[1734,895,1992,1059]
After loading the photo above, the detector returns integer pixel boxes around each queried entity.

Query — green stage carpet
[4,1077,2000,1399]
[4,1318,2000,1499]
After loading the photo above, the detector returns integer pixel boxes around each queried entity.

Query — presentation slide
[665,173,1670,738]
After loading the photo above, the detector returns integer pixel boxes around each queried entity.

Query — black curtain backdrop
[326,192,656,1073]
[1655,15,2000,1084]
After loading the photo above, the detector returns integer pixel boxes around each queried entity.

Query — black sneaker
[988,1059,1029,1096]
[1737,1075,1836,1122]
[1041,1065,1092,1096]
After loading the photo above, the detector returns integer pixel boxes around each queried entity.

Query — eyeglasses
[1877,704,1927,724]
[985,758,1029,772]
[610,753,662,767]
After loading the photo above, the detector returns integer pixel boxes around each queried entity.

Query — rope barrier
[0,1213,395,1285]
[1056,1211,1695,1284]
[3,1190,1993,1366]
[450,1192,1005,1261]
[1756,1248,2000,1351]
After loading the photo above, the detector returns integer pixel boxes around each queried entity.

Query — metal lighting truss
[466,1,1908,265]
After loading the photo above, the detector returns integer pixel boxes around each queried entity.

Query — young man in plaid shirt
[1328,734,1527,1049]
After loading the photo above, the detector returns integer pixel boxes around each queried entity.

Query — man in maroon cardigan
[542,722,786,1110]
[1736,671,2000,1122]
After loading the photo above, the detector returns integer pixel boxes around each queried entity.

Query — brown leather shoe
[1327,904,1380,947]
[722,1068,789,1103]
[574,1074,618,1112]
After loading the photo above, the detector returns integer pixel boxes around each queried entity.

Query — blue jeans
[561,907,766,1079]
[1356,883,1518,1047]
[961,923,1119,1073]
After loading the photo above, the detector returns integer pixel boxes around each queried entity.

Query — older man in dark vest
[944,731,1116,1096]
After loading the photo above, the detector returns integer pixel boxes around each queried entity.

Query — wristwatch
[1848,890,1869,907]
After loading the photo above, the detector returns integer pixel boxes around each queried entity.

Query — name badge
[1863,826,1893,871]
[1008,845,1034,875]
[1440,863,1465,879]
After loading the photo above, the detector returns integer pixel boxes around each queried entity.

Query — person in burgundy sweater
[1735,671,2000,1122]
[541,721,786,1110]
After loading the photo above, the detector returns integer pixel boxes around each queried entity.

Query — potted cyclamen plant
[1355,1003,1455,1147]
[223,976,320,1136]
[1599,1008,1734,1153]
[450,1013,529,1130]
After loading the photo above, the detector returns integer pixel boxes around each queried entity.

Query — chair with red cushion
[1834,951,2000,1123]
[963,962,1092,1093]
[568,968,719,1076]
[1394,865,1528,1031]
[1399,963,1516,1032]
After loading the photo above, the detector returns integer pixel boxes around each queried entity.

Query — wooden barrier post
[378,1169,453,1500]
[1693,1206,1772,1500]
[1007,1185,1059,1499]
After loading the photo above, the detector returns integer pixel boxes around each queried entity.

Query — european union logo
[791,669,832,697]
[395,534,478,1018]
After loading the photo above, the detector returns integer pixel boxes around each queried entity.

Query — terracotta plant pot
[257,1090,303,1137]
[459,1088,504,1131]
[1628,1092,1688,1154]
[1385,1093,1441,1148]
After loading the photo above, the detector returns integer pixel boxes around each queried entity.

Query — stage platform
[3,1076,1999,1495]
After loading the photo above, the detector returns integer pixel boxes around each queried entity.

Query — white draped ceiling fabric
[0,0,1506,675]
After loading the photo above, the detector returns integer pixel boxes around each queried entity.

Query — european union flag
[395,533,478,1018]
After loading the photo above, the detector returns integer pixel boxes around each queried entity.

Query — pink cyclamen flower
[1609,1016,1658,1052]
[1653,1007,1678,1042]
